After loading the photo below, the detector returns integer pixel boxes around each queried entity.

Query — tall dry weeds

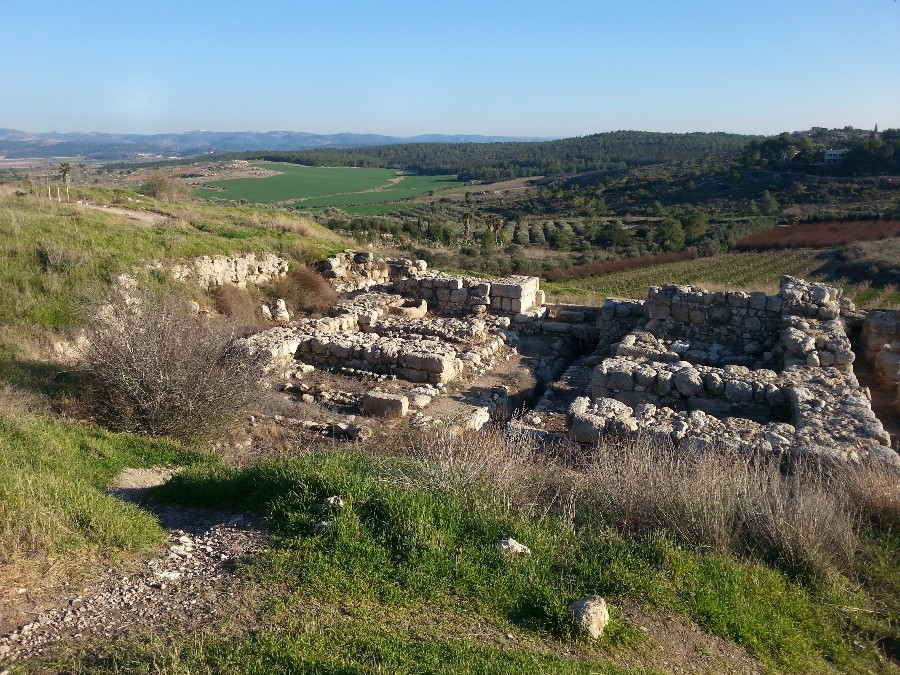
[380,425,889,572]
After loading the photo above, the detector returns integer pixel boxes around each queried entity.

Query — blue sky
[1,0,898,137]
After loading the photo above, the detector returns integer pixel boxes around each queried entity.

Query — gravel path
[0,472,268,668]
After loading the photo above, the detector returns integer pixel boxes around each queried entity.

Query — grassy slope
[0,413,209,564]
[0,188,343,333]
[44,450,890,675]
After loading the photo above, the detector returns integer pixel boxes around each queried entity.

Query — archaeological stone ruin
[185,250,898,467]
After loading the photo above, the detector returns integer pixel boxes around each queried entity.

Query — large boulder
[360,391,409,418]
[568,596,610,639]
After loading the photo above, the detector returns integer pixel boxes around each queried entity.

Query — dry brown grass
[210,284,267,333]
[376,426,899,573]
[271,268,338,317]
[736,220,900,250]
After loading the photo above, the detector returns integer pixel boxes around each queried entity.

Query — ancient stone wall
[596,298,646,347]
[166,252,289,289]
[395,273,542,317]
[863,310,900,412]
[575,276,897,466]
[243,290,511,386]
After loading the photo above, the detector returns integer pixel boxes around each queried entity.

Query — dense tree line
[232,131,756,181]
[742,129,900,175]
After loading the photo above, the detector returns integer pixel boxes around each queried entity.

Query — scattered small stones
[0,524,265,665]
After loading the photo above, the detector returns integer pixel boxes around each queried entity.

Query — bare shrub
[210,284,266,333]
[270,268,338,316]
[83,287,263,443]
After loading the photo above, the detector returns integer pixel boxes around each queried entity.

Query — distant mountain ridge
[0,128,555,159]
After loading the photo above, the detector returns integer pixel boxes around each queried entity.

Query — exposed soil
[77,202,170,227]
[0,469,266,668]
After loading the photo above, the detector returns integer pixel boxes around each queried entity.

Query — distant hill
[0,128,555,160]
[235,131,759,181]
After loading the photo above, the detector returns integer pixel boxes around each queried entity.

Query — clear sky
[1,0,898,137]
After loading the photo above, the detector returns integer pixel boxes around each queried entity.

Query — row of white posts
[45,184,69,202]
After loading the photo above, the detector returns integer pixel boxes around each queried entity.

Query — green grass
[0,189,342,331]
[0,413,210,563]
[542,249,900,307]
[194,162,460,214]
[47,620,642,674]
[145,451,892,674]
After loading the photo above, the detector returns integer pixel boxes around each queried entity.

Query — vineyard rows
[543,249,899,308]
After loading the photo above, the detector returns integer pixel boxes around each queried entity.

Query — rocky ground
[0,470,267,669]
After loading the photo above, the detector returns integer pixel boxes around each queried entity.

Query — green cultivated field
[543,249,900,308]
[195,163,459,214]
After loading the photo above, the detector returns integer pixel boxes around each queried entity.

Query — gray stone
[725,379,754,403]
[360,392,409,418]
[674,368,704,396]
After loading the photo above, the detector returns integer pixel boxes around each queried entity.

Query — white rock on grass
[568,595,610,639]
[323,496,345,509]
[498,537,531,555]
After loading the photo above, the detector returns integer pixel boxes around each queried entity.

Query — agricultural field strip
[547,250,823,300]
[195,163,459,207]
[548,249,898,306]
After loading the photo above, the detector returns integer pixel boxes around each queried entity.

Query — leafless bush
[83,287,263,443]
[270,268,338,316]
[210,284,266,334]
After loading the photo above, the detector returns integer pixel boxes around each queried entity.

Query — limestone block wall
[596,298,646,347]
[243,289,509,385]
[168,253,289,289]
[590,355,788,420]
[643,284,784,354]
[863,310,900,411]
[294,331,505,385]
[396,273,542,316]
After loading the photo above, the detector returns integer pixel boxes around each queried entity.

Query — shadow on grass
[0,350,88,403]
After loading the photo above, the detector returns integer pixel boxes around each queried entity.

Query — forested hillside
[235,131,758,181]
